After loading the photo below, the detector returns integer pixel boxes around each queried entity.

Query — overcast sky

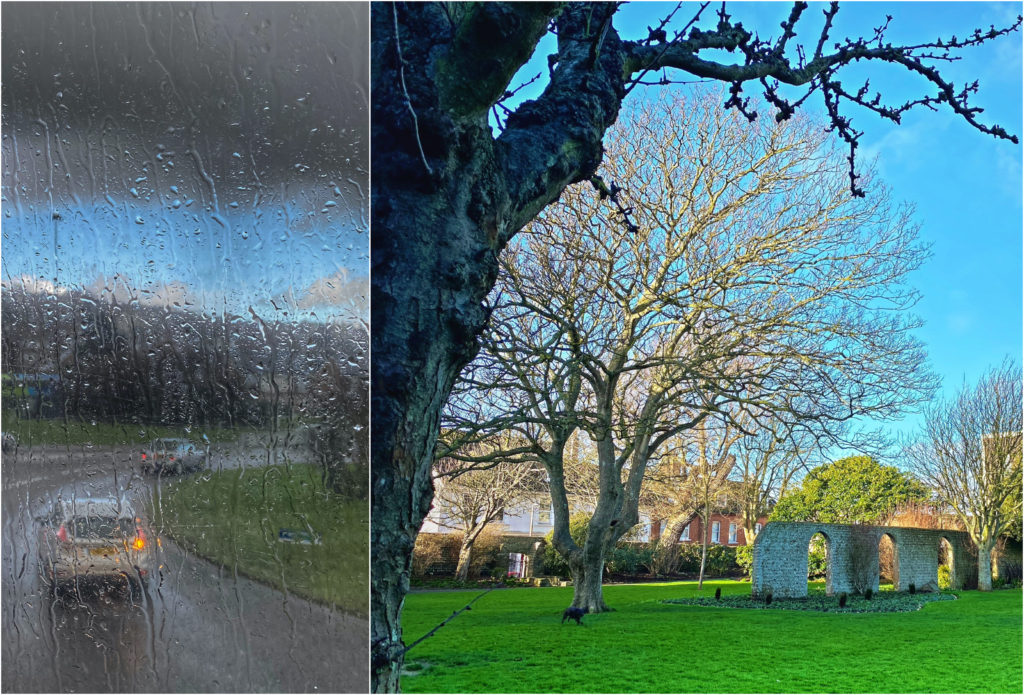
[1,2,368,323]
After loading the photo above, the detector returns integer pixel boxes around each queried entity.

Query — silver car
[38,496,153,596]
[141,437,208,474]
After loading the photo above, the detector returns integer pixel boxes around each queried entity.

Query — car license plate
[91,547,117,556]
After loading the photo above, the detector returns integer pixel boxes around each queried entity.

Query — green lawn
[151,464,368,618]
[400,580,1023,693]
[1,413,239,447]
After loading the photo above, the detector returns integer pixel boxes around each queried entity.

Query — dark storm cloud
[1,2,368,199]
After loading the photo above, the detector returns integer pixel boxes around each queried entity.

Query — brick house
[649,511,770,547]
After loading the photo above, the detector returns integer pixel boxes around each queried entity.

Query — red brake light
[132,527,146,550]
[56,525,68,542]
[141,453,147,460]
[169,456,175,461]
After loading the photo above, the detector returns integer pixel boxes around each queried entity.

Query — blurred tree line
[1,283,367,496]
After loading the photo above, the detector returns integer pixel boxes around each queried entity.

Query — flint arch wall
[751,522,975,599]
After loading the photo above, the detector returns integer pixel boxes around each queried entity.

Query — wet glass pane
[1,3,369,692]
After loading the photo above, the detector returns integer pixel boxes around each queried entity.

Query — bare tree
[733,419,815,546]
[370,4,1021,685]
[432,451,542,582]
[646,418,740,576]
[688,425,739,589]
[909,359,1023,591]
[445,91,936,614]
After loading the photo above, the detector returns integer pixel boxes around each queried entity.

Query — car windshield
[71,516,134,538]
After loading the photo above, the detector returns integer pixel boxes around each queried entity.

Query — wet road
[1,439,368,692]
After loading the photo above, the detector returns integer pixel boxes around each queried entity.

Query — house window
[728,523,737,544]
[711,521,720,544]
[538,509,551,524]
[681,522,690,541]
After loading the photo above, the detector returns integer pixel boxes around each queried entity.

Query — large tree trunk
[568,539,611,614]
[370,4,630,689]
[370,7,510,689]
[977,539,996,591]
[569,560,609,614]
[454,527,484,582]
[455,541,474,583]
[654,512,697,574]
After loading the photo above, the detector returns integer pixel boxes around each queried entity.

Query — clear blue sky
[501,2,1023,453]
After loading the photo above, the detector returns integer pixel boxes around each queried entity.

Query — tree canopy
[770,455,929,524]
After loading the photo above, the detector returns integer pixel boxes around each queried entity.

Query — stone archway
[879,532,899,589]
[752,522,975,599]
[939,536,955,590]
[807,531,831,593]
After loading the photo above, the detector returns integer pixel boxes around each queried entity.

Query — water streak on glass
[1,3,369,692]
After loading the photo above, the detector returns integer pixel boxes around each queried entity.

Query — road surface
[1,439,368,692]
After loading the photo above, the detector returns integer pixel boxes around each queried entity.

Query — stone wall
[751,522,976,598]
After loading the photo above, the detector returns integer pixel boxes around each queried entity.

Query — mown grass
[151,464,368,618]
[400,580,1022,693]
[1,412,239,447]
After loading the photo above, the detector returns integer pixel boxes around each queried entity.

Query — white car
[38,496,153,597]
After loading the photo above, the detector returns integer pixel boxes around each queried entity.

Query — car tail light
[56,525,68,542]
[141,453,147,461]
[132,527,146,550]
[169,456,175,461]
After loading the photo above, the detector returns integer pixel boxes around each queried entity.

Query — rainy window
[1,3,369,691]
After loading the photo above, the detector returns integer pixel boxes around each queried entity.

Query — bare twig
[393,3,433,177]
[401,589,496,656]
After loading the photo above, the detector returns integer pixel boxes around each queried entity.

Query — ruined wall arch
[752,522,974,598]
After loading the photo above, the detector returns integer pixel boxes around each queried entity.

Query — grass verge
[151,463,367,618]
[400,580,1022,693]
[2,413,239,447]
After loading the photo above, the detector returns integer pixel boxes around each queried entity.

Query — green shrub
[765,591,773,605]
[838,592,848,608]
[676,544,741,576]
[541,513,590,577]
[909,582,916,595]
[735,545,754,577]
[606,543,655,575]
[808,536,827,578]
[714,587,722,600]
[938,565,951,590]
[864,588,873,601]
